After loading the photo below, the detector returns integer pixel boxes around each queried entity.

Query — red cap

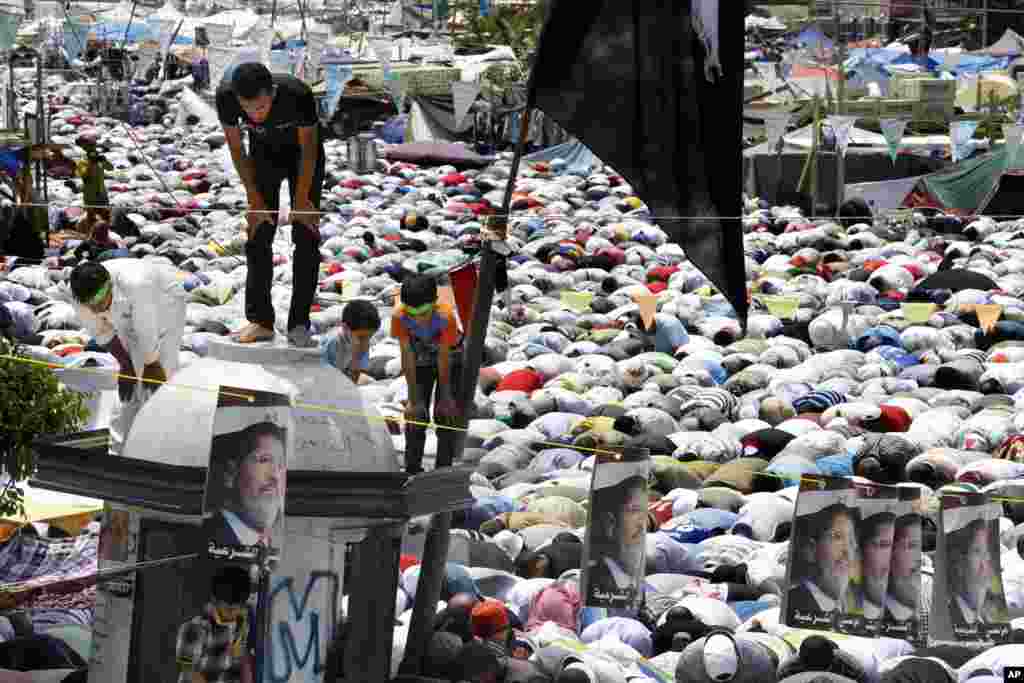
[471,599,510,638]
[877,405,911,433]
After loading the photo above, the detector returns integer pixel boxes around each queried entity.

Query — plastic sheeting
[845,175,923,212]
[176,87,219,128]
[524,140,598,176]
[917,147,1009,212]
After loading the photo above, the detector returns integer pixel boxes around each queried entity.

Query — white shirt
[221,509,263,547]
[603,557,633,591]
[885,595,914,621]
[75,259,184,374]
[863,597,882,620]
[955,594,982,624]
[804,579,842,613]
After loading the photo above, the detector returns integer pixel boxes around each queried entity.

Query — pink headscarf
[525,580,581,634]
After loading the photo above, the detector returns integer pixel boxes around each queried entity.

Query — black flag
[527,0,749,329]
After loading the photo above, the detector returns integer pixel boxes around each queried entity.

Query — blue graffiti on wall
[267,571,340,683]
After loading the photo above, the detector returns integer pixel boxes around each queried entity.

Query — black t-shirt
[215,73,319,159]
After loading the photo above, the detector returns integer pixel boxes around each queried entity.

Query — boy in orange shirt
[391,274,463,475]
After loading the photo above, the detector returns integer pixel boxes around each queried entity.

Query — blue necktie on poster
[950,120,979,164]
[479,0,490,16]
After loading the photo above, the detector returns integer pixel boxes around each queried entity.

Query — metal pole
[982,0,989,48]
[400,101,534,680]
[255,546,270,683]
[270,0,278,32]
[120,0,139,55]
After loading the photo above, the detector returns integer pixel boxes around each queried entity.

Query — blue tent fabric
[90,22,153,42]
[523,141,597,176]
[844,48,1010,76]
[797,26,833,50]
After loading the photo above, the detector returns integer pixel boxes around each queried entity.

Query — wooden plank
[344,523,403,681]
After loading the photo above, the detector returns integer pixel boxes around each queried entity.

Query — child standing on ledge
[391,274,463,475]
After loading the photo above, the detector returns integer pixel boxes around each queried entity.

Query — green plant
[0,336,88,517]
[448,0,549,64]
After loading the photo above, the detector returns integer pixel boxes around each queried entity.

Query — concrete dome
[123,358,296,468]
[207,338,401,473]
[125,354,399,473]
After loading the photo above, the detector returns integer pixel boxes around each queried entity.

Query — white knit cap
[493,530,525,562]
[703,633,739,682]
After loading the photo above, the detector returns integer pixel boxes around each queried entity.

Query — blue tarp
[523,141,597,176]
[797,27,833,51]
[946,54,1013,75]
[844,48,1011,77]
[90,21,154,43]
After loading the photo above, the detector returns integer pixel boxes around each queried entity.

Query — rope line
[0,199,1016,221]
[5,351,1024,497]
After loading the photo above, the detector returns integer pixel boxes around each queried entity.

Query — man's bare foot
[232,323,275,344]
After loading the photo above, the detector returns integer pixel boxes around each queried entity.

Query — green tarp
[0,15,17,52]
[919,147,1008,212]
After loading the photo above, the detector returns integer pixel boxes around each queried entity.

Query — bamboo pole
[811,95,819,218]
[798,95,820,207]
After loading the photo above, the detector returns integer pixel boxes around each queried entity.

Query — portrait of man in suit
[945,515,1007,628]
[583,457,650,609]
[851,510,896,621]
[785,482,859,627]
[884,513,922,624]
[203,419,287,555]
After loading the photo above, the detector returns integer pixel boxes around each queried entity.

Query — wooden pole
[120,0,138,55]
[811,95,819,218]
[399,99,534,681]
[162,18,184,82]
[836,41,847,215]
[982,0,989,49]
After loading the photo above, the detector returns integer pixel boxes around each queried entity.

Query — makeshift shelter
[904,147,1024,215]
[0,483,102,542]
[956,73,1018,111]
[973,28,1024,58]
[90,2,153,43]
[524,140,598,176]
[845,175,924,212]
[744,135,945,208]
[202,8,269,42]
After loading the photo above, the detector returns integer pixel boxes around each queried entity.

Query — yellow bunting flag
[339,280,358,300]
[634,292,657,329]
[974,303,1002,334]
[760,295,799,320]
[901,303,936,324]
[562,291,593,313]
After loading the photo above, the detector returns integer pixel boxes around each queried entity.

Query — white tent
[204,8,269,42]
[95,2,141,24]
[974,28,1024,58]
[147,1,182,23]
